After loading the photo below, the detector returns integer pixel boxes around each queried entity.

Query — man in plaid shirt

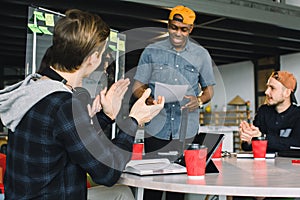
[0,9,164,199]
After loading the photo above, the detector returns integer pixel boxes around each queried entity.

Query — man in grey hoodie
[0,9,164,200]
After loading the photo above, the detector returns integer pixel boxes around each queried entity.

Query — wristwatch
[197,96,203,107]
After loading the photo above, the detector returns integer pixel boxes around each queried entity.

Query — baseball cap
[270,71,297,104]
[169,5,196,25]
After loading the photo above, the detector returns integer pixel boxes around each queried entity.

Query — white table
[119,157,300,200]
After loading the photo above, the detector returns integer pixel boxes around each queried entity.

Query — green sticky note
[118,40,125,51]
[39,26,53,35]
[108,45,117,51]
[110,31,118,43]
[45,13,55,27]
[34,11,45,21]
[27,23,42,34]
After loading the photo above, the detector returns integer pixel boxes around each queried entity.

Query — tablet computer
[174,132,225,173]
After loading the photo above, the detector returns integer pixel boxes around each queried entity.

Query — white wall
[210,61,255,115]
[285,0,300,7]
[281,52,300,105]
[208,52,300,120]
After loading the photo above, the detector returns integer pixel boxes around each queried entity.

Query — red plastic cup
[184,145,207,179]
[131,143,144,160]
[252,137,267,159]
[212,142,223,159]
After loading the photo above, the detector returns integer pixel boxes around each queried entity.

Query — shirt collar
[166,37,191,52]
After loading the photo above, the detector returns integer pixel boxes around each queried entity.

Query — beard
[266,96,284,106]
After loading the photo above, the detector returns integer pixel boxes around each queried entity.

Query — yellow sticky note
[118,40,125,52]
[45,13,55,27]
[27,23,42,34]
[110,31,118,43]
[39,26,53,35]
[34,11,45,21]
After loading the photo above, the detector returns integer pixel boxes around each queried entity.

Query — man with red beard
[240,71,300,152]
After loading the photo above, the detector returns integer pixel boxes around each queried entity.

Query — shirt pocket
[183,65,199,85]
[152,64,172,82]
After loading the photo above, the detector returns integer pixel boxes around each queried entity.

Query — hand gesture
[239,121,261,143]
[129,88,165,125]
[87,95,102,118]
[100,78,130,120]
[182,95,199,112]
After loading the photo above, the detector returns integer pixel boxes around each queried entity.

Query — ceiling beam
[121,0,300,31]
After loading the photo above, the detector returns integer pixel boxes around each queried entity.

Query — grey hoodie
[0,73,71,132]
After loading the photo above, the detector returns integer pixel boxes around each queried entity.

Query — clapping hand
[87,95,102,118]
[129,88,165,125]
[100,78,130,120]
[239,121,261,143]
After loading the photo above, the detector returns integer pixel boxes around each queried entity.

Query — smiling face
[168,16,193,51]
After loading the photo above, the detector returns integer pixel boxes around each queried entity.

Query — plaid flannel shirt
[5,92,135,200]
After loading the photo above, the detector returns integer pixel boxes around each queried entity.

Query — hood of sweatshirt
[0,73,72,132]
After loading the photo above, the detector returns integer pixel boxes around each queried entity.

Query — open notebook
[124,132,224,176]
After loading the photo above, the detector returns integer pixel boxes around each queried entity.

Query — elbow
[92,168,123,187]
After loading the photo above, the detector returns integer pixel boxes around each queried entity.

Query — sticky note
[118,40,125,51]
[34,11,45,21]
[45,13,55,27]
[110,31,118,43]
[109,45,117,52]
[28,23,42,34]
[39,26,53,35]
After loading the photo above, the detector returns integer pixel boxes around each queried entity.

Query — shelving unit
[199,110,249,126]
[199,105,252,152]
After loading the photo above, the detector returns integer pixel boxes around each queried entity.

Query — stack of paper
[124,158,186,176]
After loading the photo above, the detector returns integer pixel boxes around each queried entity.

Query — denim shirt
[134,38,215,139]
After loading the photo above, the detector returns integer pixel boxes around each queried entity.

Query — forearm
[78,123,135,187]
[132,80,148,99]
[92,110,114,130]
[198,85,214,104]
[266,130,300,152]
[60,99,136,187]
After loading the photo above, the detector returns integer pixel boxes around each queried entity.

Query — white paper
[154,82,188,103]
[124,158,186,175]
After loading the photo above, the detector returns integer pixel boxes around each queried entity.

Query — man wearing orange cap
[132,5,216,200]
[240,71,300,152]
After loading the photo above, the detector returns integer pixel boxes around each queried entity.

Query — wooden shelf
[200,111,250,126]
[199,105,252,152]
